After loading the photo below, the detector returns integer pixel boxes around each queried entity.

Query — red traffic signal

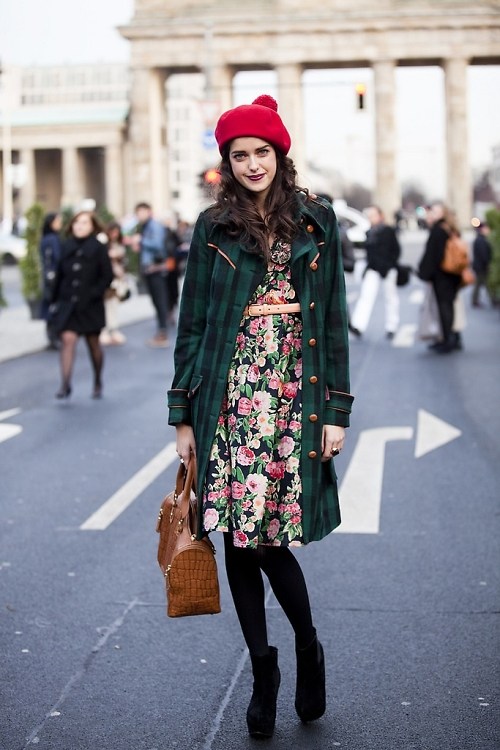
[204,168,221,185]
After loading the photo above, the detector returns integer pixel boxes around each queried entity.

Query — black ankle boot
[246,646,280,738]
[295,632,326,723]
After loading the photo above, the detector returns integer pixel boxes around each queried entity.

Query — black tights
[59,331,103,389]
[223,533,315,657]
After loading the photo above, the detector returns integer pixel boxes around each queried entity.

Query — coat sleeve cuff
[324,389,354,427]
[167,389,191,426]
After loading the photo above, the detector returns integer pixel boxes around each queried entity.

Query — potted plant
[19,203,44,319]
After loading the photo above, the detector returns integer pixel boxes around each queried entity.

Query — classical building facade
[120,0,500,225]
[2,1,500,226]
[0,64,129,225]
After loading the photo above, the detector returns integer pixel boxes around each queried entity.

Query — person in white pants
[350,206,401,340]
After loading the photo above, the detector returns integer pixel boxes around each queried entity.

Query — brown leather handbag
[156,458,221,618]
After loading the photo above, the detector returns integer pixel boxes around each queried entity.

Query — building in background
[2,1,500,228]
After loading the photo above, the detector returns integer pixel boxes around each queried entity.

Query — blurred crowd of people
[36,194,495,400]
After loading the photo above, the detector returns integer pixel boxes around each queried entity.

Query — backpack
[441,233,469,275]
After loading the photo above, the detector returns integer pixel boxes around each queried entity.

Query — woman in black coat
[51,211,113,398]
[418,201,462,353]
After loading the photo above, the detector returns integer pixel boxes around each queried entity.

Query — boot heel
[246,646,280,738]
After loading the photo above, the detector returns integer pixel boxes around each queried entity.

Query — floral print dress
[202,258,304,548]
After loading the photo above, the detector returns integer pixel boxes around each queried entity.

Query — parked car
[0,234,27,264]
[332,200,370,247]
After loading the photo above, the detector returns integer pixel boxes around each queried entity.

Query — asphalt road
[1,253,499,750]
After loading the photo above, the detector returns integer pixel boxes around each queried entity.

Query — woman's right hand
[175,424,196,467]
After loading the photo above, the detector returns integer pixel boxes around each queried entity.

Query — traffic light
[204,168,220,185]
[198,167,221,197]
[355,83,366,110]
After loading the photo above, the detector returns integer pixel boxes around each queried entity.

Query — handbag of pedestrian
[156,457,221,618]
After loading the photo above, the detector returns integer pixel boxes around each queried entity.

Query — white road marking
[414,409,462,458]
[80,442,178,531]
[392,323,417,348]
[336,426,414,534]
[0,407,22,444]
[409,288,425,305]
[0,408,21,421]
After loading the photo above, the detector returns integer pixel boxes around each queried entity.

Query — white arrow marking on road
[80,442,178,531]
[336,427,414,534]
[0,408,22,444]
[414,409,462,458]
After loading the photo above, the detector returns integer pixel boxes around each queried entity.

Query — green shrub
[19,203,44,302]
[485,208,500,305]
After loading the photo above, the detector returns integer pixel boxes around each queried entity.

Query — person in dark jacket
[51,211,113,398]
[39,212,63,349]
[168,95,353,739]
[418,201,462,353]
[349,205,401,339]
[471,222,492,307]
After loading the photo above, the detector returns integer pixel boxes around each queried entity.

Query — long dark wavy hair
[208,145,308,259]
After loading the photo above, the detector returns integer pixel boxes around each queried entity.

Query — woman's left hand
[321,425,345,462]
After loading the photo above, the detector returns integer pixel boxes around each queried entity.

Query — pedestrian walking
[100,221,128,346]
[130,202,169,347]
[39,212,63,349]
[167,95,354,739]
[349,205,401,339]
[51,211,113,399]
[418,201,462,353]
[471,222,493,308]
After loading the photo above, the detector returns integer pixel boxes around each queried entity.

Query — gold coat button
[308,338,316,347]
[309,375,318,384]
[306,224,314,233]
[308,450,317,459]
[309,414,318,422]
[309,302,315,309]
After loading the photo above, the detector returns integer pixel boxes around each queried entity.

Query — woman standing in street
[418,201,462,353]
[39,212,63,349]
[51,211,113,398]
[167,95,353,739]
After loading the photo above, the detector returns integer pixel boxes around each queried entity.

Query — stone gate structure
[120,0,500,225]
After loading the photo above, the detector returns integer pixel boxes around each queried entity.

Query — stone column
[61,146,82,208]
[373,60,399,221]
[149,67,169,213]
[19,148,36,212]
[105,144,124,218]
[211,64,233,115]
[128,67,168,212]
[444,57,471,228]
[276,64,306,183]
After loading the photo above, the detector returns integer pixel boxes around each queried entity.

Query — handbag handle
[178,457,197,518]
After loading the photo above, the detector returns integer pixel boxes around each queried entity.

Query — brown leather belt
[244,303,302,316]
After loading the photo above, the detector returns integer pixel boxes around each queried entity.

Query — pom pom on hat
[214,94,291,155]
[252,94,278,111]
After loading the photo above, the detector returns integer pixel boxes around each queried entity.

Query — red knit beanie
[214,95,291,155]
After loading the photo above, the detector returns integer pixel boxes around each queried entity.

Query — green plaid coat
[168,194,354,543]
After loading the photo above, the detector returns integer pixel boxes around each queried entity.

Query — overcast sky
[1,0,499,198]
